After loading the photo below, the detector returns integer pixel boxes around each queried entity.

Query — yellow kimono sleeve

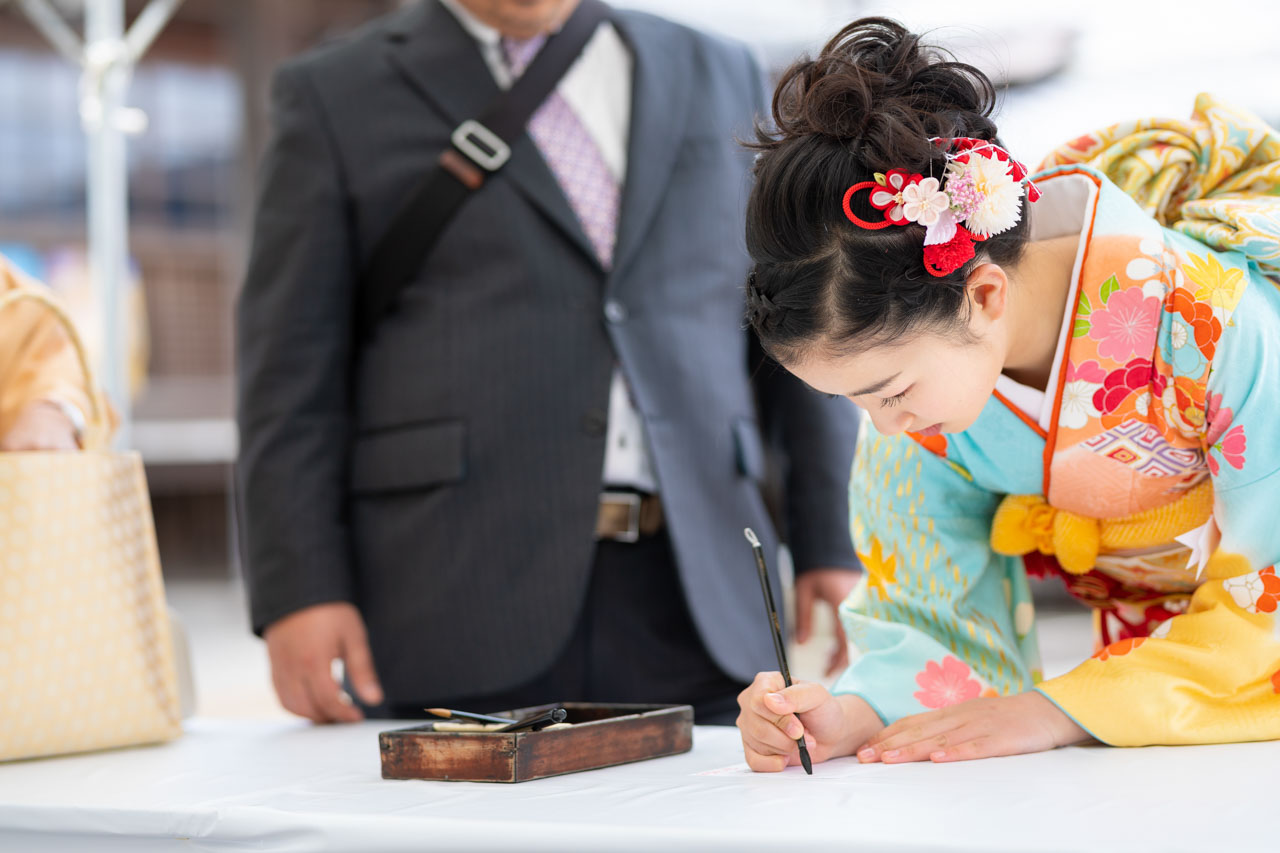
[1037,557,1280,746]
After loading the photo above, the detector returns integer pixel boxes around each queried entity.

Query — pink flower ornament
[901,177,950,226]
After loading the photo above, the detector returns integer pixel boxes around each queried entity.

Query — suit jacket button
[582,410,608,437]
[603,299,627,324]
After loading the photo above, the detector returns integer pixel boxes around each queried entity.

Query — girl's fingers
[767,682,834,715]
[758,702,804,740]
[741,728,797,761]
[743,712,806,755]
[875,721,988,764]
[928,735,1003,763]
[857,711,952,762]
[738,672,830,774]
[741,726,800,773]
[743,744,790,773]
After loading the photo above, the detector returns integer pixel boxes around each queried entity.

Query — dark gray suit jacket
[236,0,860,702]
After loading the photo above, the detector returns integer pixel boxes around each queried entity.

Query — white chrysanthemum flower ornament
[949,151,1025,237]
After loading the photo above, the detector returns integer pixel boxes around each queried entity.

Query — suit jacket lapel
[610,12,693,284]
[384,1,599,267]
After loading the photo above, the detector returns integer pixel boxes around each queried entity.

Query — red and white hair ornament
[841,137,1041,277]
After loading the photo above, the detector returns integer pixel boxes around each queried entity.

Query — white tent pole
[17,0,186,449]
[122,0,183,64]
[16,0,83,64]
[84,0,132,448]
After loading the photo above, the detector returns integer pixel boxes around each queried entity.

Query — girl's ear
[964,263,1010,331]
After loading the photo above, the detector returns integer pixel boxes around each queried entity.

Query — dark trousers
[370,530,746,725]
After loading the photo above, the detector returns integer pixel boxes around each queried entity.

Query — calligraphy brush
[426,706,569,732]
[744,527,812,775]
[495,707,568,732]
[424,708,518,725]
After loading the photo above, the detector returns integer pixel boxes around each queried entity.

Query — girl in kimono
[735,17,1280,770]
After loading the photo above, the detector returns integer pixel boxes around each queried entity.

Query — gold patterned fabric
[1040,93,1280,277]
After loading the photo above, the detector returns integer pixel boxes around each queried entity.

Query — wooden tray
[379,702,693,783]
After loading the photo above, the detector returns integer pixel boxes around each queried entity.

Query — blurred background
[2,0,1278,718]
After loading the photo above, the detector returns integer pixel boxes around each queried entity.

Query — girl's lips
[913,423,943,437]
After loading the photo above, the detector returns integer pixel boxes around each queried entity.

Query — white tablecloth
[0,718,1272,852]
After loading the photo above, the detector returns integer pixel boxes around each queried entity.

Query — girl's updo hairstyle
[745,17,1030,364]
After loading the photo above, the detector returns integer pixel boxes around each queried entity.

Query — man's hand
[264,602,384,723]
[854,691,1092,764]
[793,567,860,676]
[1,401,78,451]
[737,671,883,772]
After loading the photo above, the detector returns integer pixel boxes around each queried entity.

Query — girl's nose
[870,408,914,437]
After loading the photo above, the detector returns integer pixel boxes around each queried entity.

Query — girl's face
[787,332,1005,438]
[784,275,1011,438]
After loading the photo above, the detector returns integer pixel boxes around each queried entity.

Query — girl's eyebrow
[846,372,900,398]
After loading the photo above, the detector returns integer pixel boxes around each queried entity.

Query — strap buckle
[451,120,511,172]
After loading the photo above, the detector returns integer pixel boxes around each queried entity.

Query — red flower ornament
[923,225,978,277]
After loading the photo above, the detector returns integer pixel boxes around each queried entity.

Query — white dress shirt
[440,0,659,493]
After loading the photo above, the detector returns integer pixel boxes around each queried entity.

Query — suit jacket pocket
[732,416,766,482]
[349,419,466,496]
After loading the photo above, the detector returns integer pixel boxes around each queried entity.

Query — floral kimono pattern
[833,162,1280,747]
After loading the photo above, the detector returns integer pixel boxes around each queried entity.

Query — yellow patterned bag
[0,288,181,760]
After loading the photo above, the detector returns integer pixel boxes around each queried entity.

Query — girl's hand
[855,690,1092,764]
[736,671,883,772]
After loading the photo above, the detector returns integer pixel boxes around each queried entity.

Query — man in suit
[237,0,860,725]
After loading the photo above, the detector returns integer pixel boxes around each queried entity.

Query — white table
[0,718,1272,851]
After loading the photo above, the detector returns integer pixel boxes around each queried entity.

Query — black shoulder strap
[356,0,611,342]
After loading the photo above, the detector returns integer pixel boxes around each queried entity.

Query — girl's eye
[881,389,909,408]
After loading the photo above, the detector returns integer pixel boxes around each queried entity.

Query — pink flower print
[1217,424,1247,470]
[1203,393,1233,447]
[1059,360,1105,430]
[1088,286,1160,361]
[913,656,982,709]
[1066,359,1107,384]
[1203,394,1233,473]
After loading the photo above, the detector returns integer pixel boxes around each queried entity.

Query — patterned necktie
[502,33,620,269]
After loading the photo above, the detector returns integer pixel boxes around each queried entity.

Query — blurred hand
[264,602,384,723]
[0,401,78,451]
[736,670,883,772]
[855,691,1091,764]
[793,567,861,676]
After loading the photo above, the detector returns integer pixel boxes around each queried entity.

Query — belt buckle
[602,491,642,543]
[451,119,511,172]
